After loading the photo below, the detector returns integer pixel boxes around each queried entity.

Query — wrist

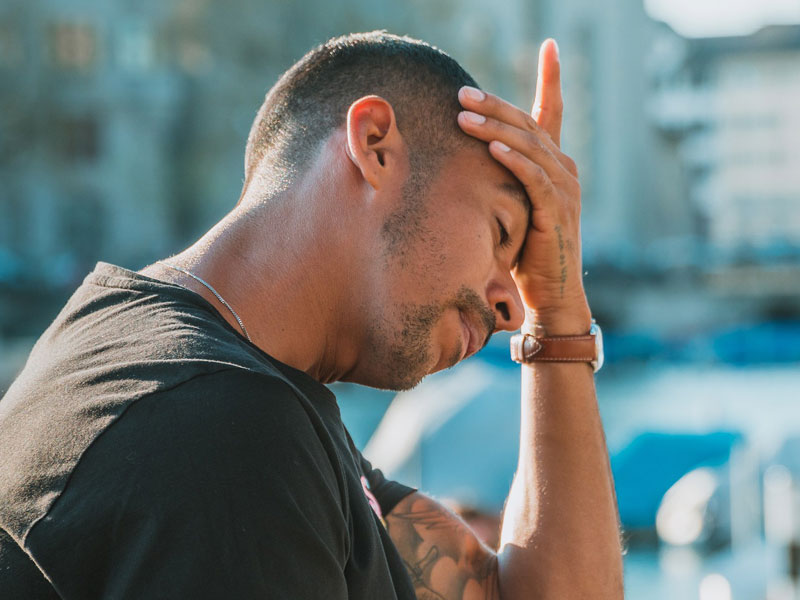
[522,305,592,336]
[513,310,604,372]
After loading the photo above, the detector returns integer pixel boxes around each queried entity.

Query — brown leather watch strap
[510,332,597,363]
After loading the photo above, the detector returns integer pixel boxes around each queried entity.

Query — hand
[457,39,591,335]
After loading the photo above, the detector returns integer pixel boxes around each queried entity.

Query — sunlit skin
[142,39,623,600]
[141,98,530,391]
[383,41,621,600]
[354,136,531,389]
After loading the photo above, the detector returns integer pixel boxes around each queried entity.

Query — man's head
[238,32,528,391]
[242,31,478,199]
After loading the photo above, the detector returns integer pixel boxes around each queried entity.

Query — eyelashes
[496,218,512,248]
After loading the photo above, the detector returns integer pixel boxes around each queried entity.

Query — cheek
[440,228,493,277]
[434,217,490,263]
[395,213,493,295]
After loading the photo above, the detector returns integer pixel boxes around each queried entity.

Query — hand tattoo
[556,224,567,298]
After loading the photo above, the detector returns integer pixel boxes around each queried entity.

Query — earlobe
[345,95,402,190]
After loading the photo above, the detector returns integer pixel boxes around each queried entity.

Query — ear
[345,95,405,190]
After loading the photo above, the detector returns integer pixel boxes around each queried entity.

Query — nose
[487,268,525,332]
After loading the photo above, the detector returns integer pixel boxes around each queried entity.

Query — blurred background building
[650,24,800,298]
[2,0,799,597]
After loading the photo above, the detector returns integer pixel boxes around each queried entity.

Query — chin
[357,374,425,393]
[341,364,427,392]
[354,316,451,390]
[387,377,425,393]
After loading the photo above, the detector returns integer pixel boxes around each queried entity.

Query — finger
[486,140,559,232]
[531,38,563,147]
[458,86,561,157]
[457,111,570,181]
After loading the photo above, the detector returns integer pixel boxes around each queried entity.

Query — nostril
[497,302,510,323]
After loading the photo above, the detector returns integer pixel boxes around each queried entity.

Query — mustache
[453,286,496,349]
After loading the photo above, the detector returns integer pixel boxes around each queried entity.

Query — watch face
[590,321,604,372]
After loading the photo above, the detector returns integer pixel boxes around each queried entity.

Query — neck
[147,192,364,384]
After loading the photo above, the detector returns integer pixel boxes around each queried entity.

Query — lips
[459,310,481,360]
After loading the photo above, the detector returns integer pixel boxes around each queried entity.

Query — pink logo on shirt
[360,475,384,523]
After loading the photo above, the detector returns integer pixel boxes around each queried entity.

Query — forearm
[497,318,623,599]
[453,37,622,598]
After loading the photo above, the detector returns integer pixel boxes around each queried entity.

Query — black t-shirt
[0,262,417,599]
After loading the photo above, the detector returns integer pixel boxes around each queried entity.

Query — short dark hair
[243,31,479,193]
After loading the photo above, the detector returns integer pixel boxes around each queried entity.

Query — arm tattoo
[386,493,500,600]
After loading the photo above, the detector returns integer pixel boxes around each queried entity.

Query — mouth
[459,310,483,361]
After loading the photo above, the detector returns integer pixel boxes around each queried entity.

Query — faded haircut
[242,31,480,197]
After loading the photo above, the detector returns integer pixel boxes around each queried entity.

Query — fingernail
[493,141,511,152]
[461,86,485,102]
[553,39,560,59]
[461,111,486,125]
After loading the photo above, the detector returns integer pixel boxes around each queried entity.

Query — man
[0,31,623,598]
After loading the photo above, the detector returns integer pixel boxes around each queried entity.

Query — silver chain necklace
[157,261,252,342]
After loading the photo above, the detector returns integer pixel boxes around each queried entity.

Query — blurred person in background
[0,31,622,599]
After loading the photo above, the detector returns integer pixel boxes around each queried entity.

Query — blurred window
[1,194,25,257]
[48,22,97,70]
[177,39,210,73]
[59,191,106,266]
[117,20,154,71]
[0,23,24,68]
[54,116,100,161]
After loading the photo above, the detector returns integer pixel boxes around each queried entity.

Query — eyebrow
[498,181,531,216]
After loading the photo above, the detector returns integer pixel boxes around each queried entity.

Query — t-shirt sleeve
[347,430,416,517]
[26,371,351,600]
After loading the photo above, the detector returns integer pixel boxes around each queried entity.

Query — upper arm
[385,491,500,600]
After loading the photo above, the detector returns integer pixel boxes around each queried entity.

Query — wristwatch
[510,319,604,373]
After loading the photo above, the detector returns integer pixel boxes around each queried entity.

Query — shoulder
[62,367,349,526]
[119,368,338,470]
[151,367,313,424]
[54,367,348,513]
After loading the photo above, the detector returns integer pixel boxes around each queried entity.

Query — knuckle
[522,133,542,156]
[529,164,548,184]
[567,176,581,196]
[483,117,502,136]
[562,156,578,177]
[523,113,539,133]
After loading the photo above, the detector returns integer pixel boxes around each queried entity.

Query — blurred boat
[613,431,742,540]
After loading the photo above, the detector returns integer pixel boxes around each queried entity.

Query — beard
[365,167,496,391]
[365,286,496,392]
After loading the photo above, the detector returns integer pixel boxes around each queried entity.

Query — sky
[644,0,800,38]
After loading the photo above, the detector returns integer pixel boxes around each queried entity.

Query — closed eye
[497,218,512,249]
